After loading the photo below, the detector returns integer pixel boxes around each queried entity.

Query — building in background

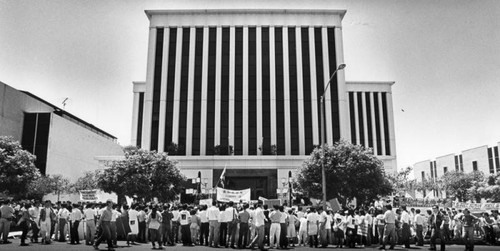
[414,143,500,183]
[131,8,397,200]
[0,81,123,181]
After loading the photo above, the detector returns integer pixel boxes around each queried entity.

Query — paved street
[1,239,499,251]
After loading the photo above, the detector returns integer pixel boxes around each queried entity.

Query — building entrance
[213,169,278,200]
[225,177,267,200]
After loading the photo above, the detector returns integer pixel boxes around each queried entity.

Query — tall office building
[131,9,397,199]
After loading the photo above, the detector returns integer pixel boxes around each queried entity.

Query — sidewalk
[1,239,499,251]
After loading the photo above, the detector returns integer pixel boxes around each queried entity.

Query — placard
[216,188,251,202]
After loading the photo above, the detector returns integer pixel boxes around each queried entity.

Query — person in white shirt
[28,202,41,243]
[298,215,308,246]
[225,201,238,248]
[110,205,121,246]
[333,212,345,248]
[127,205,139,246]
[414,209,425,246]
[83,204,96,245]
[57,204,70,242]
[207,201,221,247]
[400,205,411,248]
[179,204,192,246]
[248,204,266,250]
[307,207,319,248]
[198,205,209,246]
[68,204,82,244]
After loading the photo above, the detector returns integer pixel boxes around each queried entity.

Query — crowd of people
[0,198,500,250]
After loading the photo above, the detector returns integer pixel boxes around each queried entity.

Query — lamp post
[320,63,346,210]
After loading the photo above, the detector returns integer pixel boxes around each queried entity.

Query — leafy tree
[441,171,484,202]
[295,140,393,205]
[27,174,71,201]
[387,166,415,196]
[70,171,99,192]
[96,149,186,203]
[0,136,40,199]
[468,173,500,202]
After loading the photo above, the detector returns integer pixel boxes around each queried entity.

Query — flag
[219,164,227,188]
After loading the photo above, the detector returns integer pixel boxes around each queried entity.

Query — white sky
[1,0,500,169]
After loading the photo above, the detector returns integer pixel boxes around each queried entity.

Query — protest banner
[263,199,282,207]
[452,202,500,212]
[199,198,213,206]
[216,188,251,202]
[79,190,98,201]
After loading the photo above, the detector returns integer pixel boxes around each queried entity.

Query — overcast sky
[1,0,500,170]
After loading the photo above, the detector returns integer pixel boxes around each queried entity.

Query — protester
[147,205,162,249]
[460,209,478,251]
[69,204,82,244]
[83,203,96,246]
[39,200,56,245]
[17,203,31,246]
[94,200,114,251]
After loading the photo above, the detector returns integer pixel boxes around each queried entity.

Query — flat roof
[145,9,347,20]
[21,91,117,140]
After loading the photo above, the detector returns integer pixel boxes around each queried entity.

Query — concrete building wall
[47,114,124,182]
[414,160,431,182]
[0,82,53,140]
[462,145,488,174]
[435,154,455,177]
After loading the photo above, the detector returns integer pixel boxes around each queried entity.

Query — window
[421,171,425,181]
[443,166,448,174]
[472,161,478,171]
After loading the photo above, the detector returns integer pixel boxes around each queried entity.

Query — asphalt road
[1,240,499,251]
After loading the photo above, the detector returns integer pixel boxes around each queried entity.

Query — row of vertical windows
[136,93,144,148]
[165,28,177,150]
[275,27,286,155]
[347,91,392,156]
[143,26,341,155]
[178,28,191,154]
[288,28,300,155]
[150,28,164,151]
[192,28,204,155]
[234,28,243,155]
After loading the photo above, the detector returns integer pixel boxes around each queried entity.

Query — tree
[0,136,40,199]
[387,166,415,196]
[441,171,484,202]
[26,174,71,201]
[468,173,500,202]
[70,171,99,192]
[96,148,186,203]
[295,140,393,205]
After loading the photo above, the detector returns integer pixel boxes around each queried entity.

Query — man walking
[429,205,446,251]
[0,200,14,244]
[460,209,478,251]
[400,205,411,248]
[379,204,396,250]
[94,200,115,251]
[248,203,266,250]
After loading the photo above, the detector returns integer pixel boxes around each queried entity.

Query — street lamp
[320,63,346,210]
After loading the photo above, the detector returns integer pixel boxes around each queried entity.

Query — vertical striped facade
[346,89,395,156]
[131,9,398,193]
[134,9,355,157]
